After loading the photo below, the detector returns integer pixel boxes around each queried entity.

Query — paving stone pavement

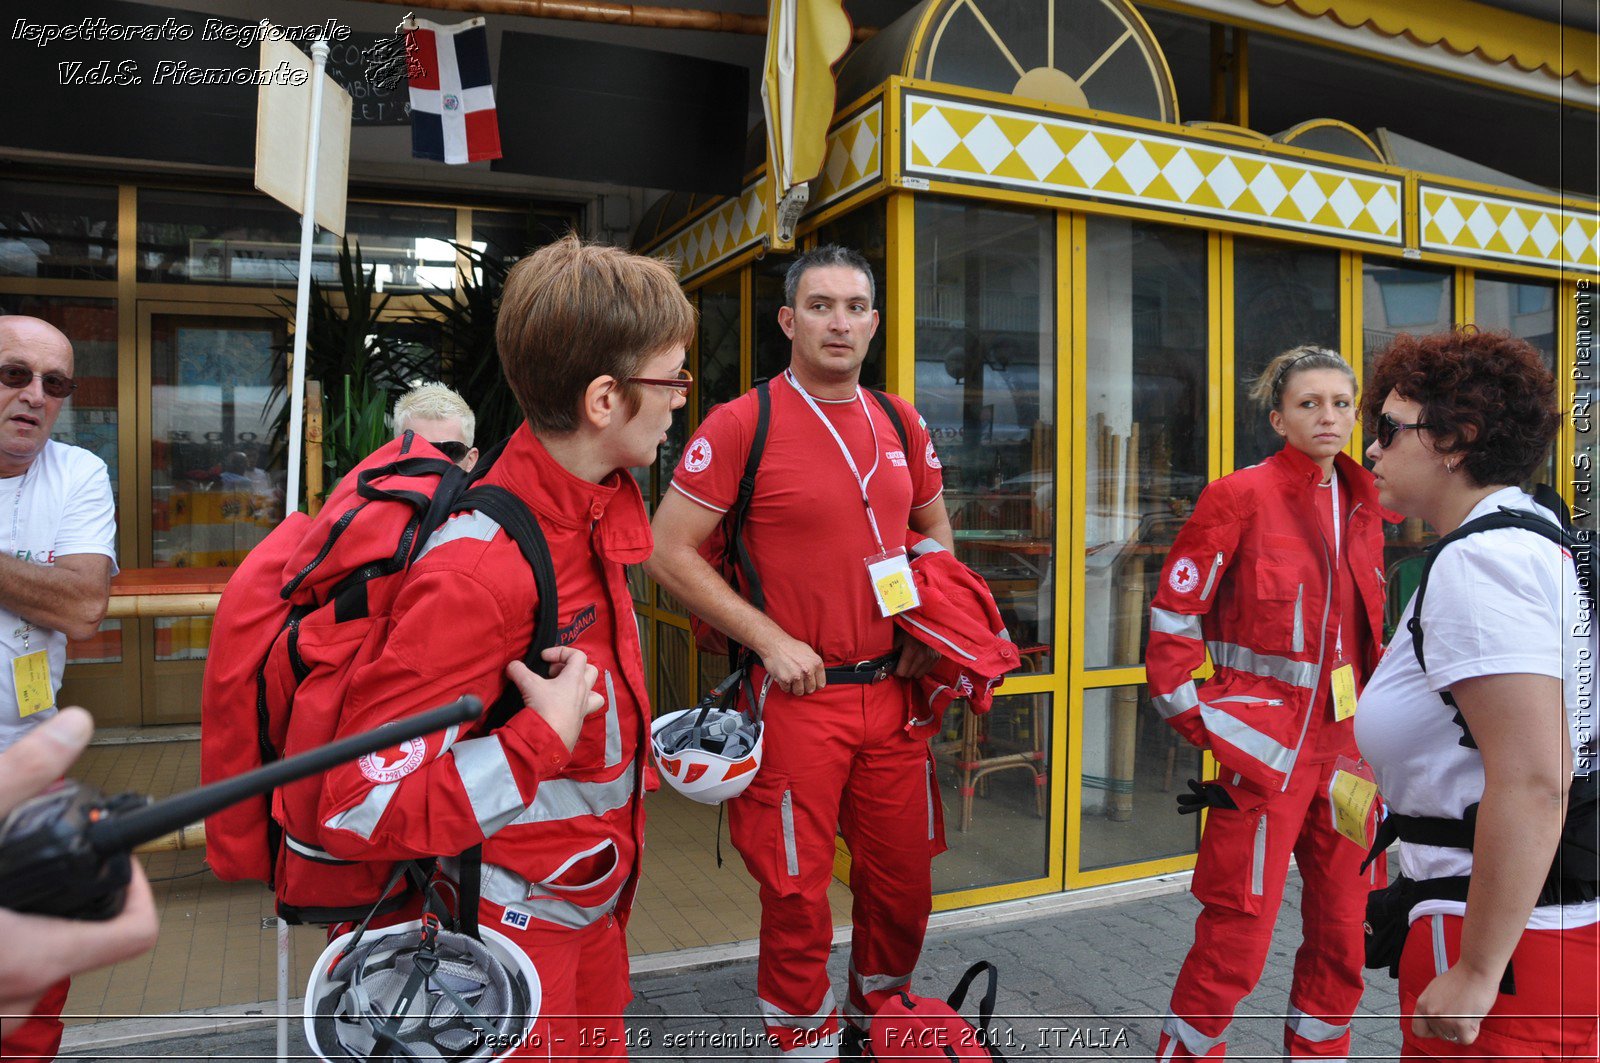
[59,872,1407,1060]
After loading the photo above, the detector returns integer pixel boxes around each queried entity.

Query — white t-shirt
[0,441,118,752]
[1355,487,1599,930]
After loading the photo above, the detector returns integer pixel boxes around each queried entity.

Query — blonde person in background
[393,381,478,471]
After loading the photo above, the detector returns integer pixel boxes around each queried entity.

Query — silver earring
[1447,461,1458,473]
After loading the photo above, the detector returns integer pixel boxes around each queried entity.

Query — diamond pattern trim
[903,94,1403,245]
[1420,184,1600,273]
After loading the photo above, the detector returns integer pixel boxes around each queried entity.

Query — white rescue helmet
[304,917,540,1061]
[651,669,765,804]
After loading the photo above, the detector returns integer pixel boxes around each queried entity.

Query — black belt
[824,651,901,684]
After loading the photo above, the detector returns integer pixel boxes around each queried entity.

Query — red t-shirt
[671,372,944,664]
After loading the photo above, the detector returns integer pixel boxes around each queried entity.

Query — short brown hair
[496,234,696,433]
[1363,328,1559,486]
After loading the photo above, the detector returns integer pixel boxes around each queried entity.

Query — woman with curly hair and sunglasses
[1148,345,1394,1060]
[1355,328,1598,1058]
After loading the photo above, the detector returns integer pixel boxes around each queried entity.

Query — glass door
[136,303,287,724]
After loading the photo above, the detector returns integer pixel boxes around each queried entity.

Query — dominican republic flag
[406,17,502,164]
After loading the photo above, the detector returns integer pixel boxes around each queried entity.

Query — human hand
[893,631,941,680]
[506,647,605,752]
[758,635,826,696]
[1411,963,1498,1047]
[0,708,161,1031]
[1175,778,1238,816]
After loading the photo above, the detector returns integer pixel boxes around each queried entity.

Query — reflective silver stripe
[925,759,936,840]
[1153,682,1200,719]
[603,670,621,769]
[452,736,525,837]
[1163,1011,1226,1056]
[1286,1006,1349,1043]
[507,766,636,827]
[781,790,799,876]
[1251,814,1267,896]
[1150,607,1202,640]
[1207,641,1318,689]
[1199,551,1224,600]
[477,862,624,930]
[668,481,727,513]
[415,508,502,561]
[1292,584,1305,653]
[323,780,399,840]
[759,989,837,1031]
[901,614,978,661]
[283,834,352,864]
[1431,915,1449,976]
[1201,703,1297,775]
[909,538,947,557]
[851,961,912,998]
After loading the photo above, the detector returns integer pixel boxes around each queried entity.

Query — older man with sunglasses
[392,381,479,471]
[0,315,116,1061]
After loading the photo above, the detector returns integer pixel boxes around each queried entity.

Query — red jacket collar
[484,425,653,564]
[1269,444,1393,520]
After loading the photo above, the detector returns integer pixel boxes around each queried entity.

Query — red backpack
[199,433,556,924]
[868,962,1007,1061]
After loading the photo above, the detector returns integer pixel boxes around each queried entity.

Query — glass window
[1363,263,1452,573]
[753,253,797,384]
[150,314,287,576]
[1078,683,1202,871]
[1477,273,1558,487]
[696,275,741,421]
[0,296,122,665]
[1083,219,1209,670]
[1232,239,1339,471]
[0,180,117,281]
[470,207,578,262]
[138,191,457,291]
[915,199,1056,666]
[932,691,1051,891]
[656,622,692,717]
[814,203,888,391]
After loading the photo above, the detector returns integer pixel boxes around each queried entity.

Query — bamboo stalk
[133,822,207,855]
[306,379,324,518]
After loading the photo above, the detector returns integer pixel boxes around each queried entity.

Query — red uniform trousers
[728,674,945,1060]
[1158,758,1380,1060]
[0,978,68,1062]
[1399,913,1599,1061]
[479,902,632,1061]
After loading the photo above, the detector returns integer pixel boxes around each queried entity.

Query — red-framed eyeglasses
[627,367,693,392]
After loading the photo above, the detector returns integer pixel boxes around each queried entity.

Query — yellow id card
[1329,768,1379,848]
[865,548,920,617]
[12,649,55,718]
[1331,662,1358,721]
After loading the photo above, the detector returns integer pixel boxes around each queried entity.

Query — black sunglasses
[1374,411,1434,449]
[428,439,470,462]
[0,363,76,399]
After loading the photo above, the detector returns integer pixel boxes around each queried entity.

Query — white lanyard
[9,467,31,651]
[1328,471,1342,662]
[785,370,888,554]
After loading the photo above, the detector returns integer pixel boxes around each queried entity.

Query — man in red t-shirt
[648,245,955,1060]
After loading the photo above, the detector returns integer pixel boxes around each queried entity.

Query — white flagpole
[284,39,331,516]
[279,42,330,1063]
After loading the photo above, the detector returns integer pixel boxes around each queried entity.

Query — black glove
[1175,778,1237,815]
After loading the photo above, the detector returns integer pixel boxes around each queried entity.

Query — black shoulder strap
[454,484,560,729]
[947,961,1000,1043]
[867,388,910,451]
[725,380,773,624]
[1409,502,1583,673]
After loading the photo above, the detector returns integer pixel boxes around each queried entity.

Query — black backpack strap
[455,484,560,729]
[456,843,484,938]
[866,388,910,452]
[722,381,772,665]
[947,961,999,1038]
[1407,503,1581,746]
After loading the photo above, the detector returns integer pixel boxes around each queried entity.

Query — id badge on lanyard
[866,547,919,617]
[12,649,54,718]
[790,372,921,618]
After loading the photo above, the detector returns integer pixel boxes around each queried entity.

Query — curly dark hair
[1362,328,1559,486]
